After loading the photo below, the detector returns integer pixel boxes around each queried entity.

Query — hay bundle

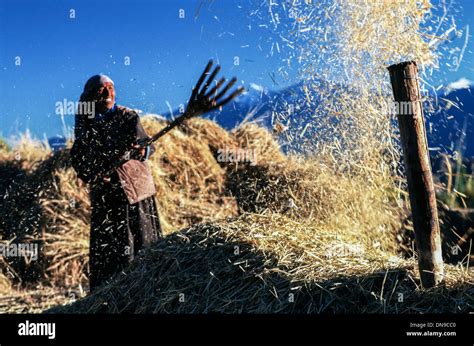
[223,123,314,217]
[0,148,90,287]
[141,116,239,234]
[49,213,473,314]
[232,123,286,165]
[181,117,238,155]
[225,161,324,217]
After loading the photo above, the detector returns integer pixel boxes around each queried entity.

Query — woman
[72,62,243,292]
[71,74,162,291]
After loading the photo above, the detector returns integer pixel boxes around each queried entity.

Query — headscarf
[80,74,114,102]
[83,74,114,93]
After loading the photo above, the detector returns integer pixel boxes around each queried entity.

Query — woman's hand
[132,144,146,158]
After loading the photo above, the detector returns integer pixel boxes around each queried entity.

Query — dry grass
[0,286,75,313]
[142,116,240,234]
[48,213,473,314]
[0,272,13,296]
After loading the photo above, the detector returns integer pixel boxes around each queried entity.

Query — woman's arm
[129,111,156,161]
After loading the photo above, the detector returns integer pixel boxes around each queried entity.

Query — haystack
[0,148,89,287]
[141,116,240,234]
[49,213,473,314]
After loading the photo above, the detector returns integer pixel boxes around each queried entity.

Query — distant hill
[160,80,474,158]
[427,85,474,159]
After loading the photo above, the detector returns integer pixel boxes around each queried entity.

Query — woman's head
[81,74,116,114]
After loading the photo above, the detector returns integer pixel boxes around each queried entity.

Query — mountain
[203,81,313,130]
[427,85,474,158]
[159,79,474,158]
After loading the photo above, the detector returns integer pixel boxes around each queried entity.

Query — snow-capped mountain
[159,78,474,158]
[428,79,474,158]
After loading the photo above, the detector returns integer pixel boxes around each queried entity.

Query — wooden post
[387,61,444,288]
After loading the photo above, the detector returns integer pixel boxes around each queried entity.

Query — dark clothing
[71,105,154,184]
[71,105,162,291]
[88,176,161,290]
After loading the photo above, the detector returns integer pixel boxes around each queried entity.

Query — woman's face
[93,82,115,113]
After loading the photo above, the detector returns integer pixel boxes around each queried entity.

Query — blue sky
[0,0,472,139]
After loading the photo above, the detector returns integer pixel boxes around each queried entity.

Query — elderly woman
[71,74,161,291]
[71,62,243,292]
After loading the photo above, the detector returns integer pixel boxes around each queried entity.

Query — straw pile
[49,213,472,314]
[0,145,90,287]
[141,117,239,234]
